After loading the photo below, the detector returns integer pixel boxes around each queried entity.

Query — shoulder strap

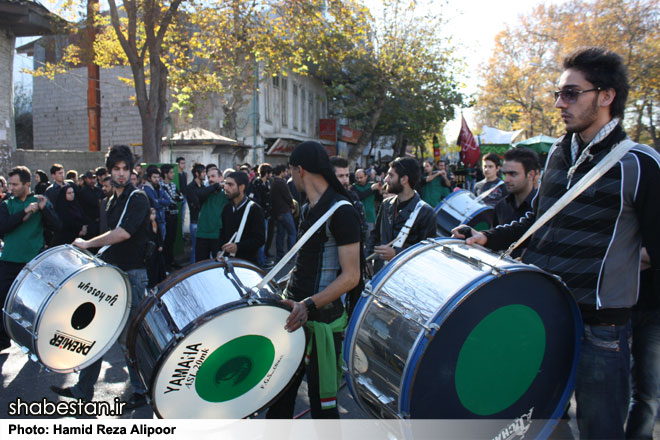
[97,189,137,257]
[391,197,429,248]
[231,200,254,257]
[256,200,351,290]
[502,139,636,258]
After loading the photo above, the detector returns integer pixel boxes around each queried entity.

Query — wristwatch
[303,297,317,314]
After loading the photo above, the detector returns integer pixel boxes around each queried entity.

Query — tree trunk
[648,101,659,151]
[347,88,386,165]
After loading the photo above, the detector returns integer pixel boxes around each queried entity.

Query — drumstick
[217,232,238,259]
[366,238,397,262]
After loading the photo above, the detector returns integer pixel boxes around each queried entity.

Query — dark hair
[102,175,112,183]
[389,157,420,188]
[176,157,185,163]
[95,167,107,177]
[482,153,501,167]
[66,170,78,181]
[240,163,251,170]
[35,169,49,183]
[258,163,273,177]
[563,47,629,119]
[329,156,349,171]
[273,164,287,176]
[50,164,64,175]
[106,145,134,171]
[146,165,161,178]
[503,147,541,175]
[205,164,218,173]
[9,166,31,184]
[160,164,174,175]
[192,163,205,178]
[227,171,249,190]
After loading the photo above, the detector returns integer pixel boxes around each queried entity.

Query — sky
[13,0,566,141]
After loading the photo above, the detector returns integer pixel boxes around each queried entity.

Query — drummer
[454,47,660,438]
[266,141,361,419]
[369,157,437,272]
[0,166,60,352]
[218,171,265,266]
[51,145,151,410]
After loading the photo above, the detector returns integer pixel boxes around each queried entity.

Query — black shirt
[101,185,151,271]
[287,187,361,323]
[493,188,537,227]
[219,197,265,265]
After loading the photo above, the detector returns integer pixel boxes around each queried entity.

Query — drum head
[36,265,130,372]
[151,303,305,419]
[403,269,580,428]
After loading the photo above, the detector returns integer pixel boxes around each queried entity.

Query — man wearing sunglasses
[454,47,660,439]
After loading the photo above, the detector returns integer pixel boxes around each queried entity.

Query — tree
[320,0,466,162]
[477,0,660,149]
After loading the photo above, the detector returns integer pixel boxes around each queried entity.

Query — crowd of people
[0,46,658,438]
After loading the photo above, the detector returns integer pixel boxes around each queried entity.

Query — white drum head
[152,304,305,419]
[36,266,130,372]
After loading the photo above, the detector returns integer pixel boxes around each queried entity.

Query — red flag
[457,116,480,167]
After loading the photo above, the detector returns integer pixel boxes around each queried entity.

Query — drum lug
[424,323,439,337]
[173,332,185,341]
[247,298,260,306]
[356,375,395,405]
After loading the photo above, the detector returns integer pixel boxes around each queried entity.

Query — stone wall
[12,149,109,183]
[32,63,142,151]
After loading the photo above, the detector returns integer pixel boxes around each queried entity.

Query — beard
[386,180,403,194]
[110,178,130,188]
[564,95,599,134]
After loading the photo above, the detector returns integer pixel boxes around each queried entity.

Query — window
[292,84,298,130]
[281,78,288,127]
[308,91,314,135]
[301,88,306,133]
[264,80,271,123]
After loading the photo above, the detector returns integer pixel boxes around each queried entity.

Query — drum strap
[255,200,352,290]
[502,138,636,259]
[97,189,136,257]
[473,180,504,205]
[391,198,429,248]
[231,200,254,257]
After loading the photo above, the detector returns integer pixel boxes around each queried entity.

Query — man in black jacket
[183,163,206,263]
[220,172,265,266]
[78,170,103,239]
[455,47,660,439]
[369,157,437,272]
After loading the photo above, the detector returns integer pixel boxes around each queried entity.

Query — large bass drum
[3,245,131,373]
[435,189,494,236]
[344,238,581,438]
[126,258,305,419]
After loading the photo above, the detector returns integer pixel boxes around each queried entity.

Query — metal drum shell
[3,245,131,373]
[126,258,304,419]
[435,190,494,236]
[344,238,581,437]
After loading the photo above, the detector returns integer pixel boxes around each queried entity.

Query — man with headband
[266,141,361,419]
[51,144,151,410]
[369,156,437,272]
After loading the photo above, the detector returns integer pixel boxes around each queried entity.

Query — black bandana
[289,141,351,199]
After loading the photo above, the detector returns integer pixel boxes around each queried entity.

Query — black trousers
[266,331,343,419]
[195,237,220,263]
[0,261,26,346]
[163,213,178,267]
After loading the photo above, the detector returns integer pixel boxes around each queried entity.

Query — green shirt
[196,190,228,239]
[1,195,44,263]
[352,183,376,223]
[421,175,450,208]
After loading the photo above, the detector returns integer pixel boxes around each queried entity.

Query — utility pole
[87,0,101,152]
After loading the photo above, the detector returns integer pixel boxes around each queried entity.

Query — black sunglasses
[553,87,601,103]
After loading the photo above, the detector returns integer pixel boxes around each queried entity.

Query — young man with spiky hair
[456,47,660,438]
[51,145,152,410]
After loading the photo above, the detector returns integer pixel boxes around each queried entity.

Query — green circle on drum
[195,335,275,402]
[454,305,546,416]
